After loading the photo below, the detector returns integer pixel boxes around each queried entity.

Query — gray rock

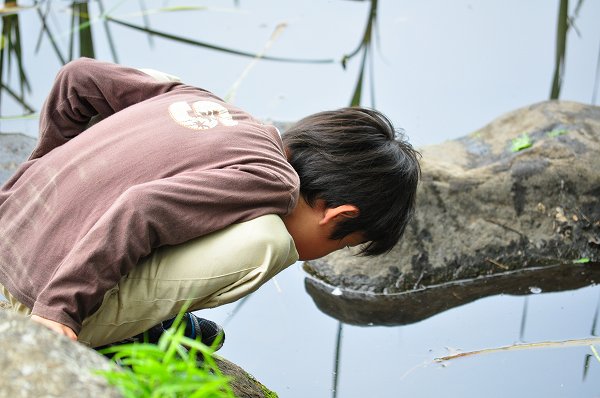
[0,133,35,185]
[0,309,278,397]
[214,357,279,398]
[304,100,600,324]
[0,310,122,397]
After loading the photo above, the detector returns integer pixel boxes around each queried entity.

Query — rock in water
[305,101,600,325]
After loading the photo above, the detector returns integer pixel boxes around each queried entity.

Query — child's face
[283,197,365,261]
[294,229,365,261]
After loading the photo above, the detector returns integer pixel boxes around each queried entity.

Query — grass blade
[591,345,600,362]
[76,1,95,58]
[350,46,367,106]
[68,2,75,61]
[97,0,119,62]
[125,5,235,18]
[137,0,154,48]
[0,83,34,114]
[592,38,600,104]
[33,0,67,63]
[332,322,343,398]
[550,0,569,99]
[0,14,8,111]
[0,4,36,16]
[98,303,235,398]
[435,337,600,362]
[12,10,31,93]
[106,16,334,64]
[225,22,287,103]
[368,40,375,108]
[347,0,378,106]
[0,7,33,115]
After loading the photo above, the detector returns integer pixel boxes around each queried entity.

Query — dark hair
[282,107,421,256]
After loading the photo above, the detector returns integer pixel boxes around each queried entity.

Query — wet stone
[305,100,600,325]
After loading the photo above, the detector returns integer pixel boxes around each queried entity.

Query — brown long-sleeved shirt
[0,58,299,333]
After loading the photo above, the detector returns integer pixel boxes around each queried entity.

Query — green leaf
[573,257,591,264]
[98,302,235,398]
[511,133,533,152]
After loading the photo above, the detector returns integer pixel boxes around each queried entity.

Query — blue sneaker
[97,313,225,352]
[163,312,225,351]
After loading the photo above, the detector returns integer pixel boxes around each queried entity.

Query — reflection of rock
[305,101,600,323]
[305,263,600,326]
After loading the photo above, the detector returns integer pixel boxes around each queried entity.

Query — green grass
[573,257,591,264]
[97,310,234,398]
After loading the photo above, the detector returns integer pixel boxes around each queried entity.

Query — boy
[0,58,420,347]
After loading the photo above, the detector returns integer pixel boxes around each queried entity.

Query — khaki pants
[0,214,298,347]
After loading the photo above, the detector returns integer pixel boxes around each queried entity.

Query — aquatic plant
[97,309,233,398]
[0,1,33,114]
[550,0,586,100]
[1,0,597,117]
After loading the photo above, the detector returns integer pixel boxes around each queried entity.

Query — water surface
[201,263,600,397]
[1,1,599,396]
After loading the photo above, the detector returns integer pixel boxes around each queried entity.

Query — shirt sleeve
[30,164,299,334]
[29,57,182,160]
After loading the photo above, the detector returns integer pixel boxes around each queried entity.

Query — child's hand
[30,315,78,341]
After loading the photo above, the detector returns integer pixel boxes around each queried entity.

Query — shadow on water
[304,262,600,326]
[316,262,600,397]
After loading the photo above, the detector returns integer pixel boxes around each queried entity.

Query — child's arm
[29,58,181,160]
[30,315,77,341]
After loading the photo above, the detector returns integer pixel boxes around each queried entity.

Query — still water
[2,1,600,397]
[201,264,600,397]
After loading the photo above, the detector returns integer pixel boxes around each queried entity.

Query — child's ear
[319,204,360,226]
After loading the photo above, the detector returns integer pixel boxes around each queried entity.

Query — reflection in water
[304,263,600,326]
[520,296,529,342]
[316,269,600,395]
[307,261,600,394]
[2,1,598,119]
[0,0,379,116]
[583,292,600,381]
[2,2,600,396]
[221,295,250,328]
[592,292,600,336]
[332,322,343,398]
[305,260,600,393]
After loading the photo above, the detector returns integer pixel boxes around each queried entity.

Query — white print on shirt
[168,100,238,130]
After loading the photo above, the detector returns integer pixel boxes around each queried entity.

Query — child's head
[282,107,420,257]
